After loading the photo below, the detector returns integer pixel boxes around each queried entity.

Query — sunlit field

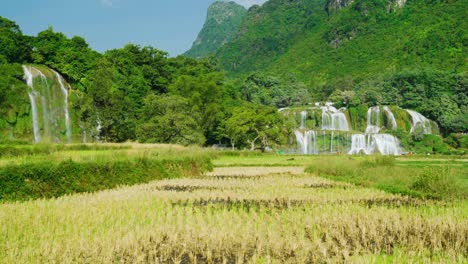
[0,145,467,263]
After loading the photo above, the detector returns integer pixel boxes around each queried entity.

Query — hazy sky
[1,0,266,56]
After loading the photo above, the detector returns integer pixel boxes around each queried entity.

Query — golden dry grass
[1,168,466,263]
[206,166,304,176]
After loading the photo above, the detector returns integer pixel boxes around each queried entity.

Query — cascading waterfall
[294,130,318,155]
[365,106,381,134]
[348,134,368,154]
[350,105,401,155]
[373,134,401,155]
[349,134,401,155]
[37,70,52,139]
[22,65,73,143]
[299,110,307,129]
[52,69,72,143]
[284,104,437,155]
[23,66,41,143]
[383,106,397,130]
[321,106,350,131]
[294,130,306,154]
[406,109,432,134]
[96,115,103,141]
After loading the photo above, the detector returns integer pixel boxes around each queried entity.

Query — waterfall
[365,106,381,134]
[284,104,415,155]
[349,133,401,155]
[295,130,319,155]
[295,130,306,154]
[348,134,369,154]
[372,134,401,155]
[22,65,73,143]
[330,131,335,153]
[406,109,432,134]
[321,106,350,131]
[299,110,307,129]
[383,106,397,130]
[23,66,41,143]
[52,69,72,143]
[96,116,103,141]
[308,131,319,154]
[37,70,52,139]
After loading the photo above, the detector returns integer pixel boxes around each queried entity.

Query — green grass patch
[213,153,321,167]
[0,145,214,202]
[0,143,132,158]
[305,156,467,201]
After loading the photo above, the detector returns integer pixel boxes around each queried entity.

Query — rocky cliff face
[326,0,407,15]
[184,1,247,58]
[326,0,355,15]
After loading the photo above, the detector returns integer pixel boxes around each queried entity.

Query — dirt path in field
[206,167,305,176]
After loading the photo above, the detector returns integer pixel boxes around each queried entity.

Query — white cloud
[232,0,267,8]
[100,0,114,7]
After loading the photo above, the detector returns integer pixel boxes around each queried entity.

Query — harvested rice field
[1,162,467,263]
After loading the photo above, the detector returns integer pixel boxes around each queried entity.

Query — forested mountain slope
[184,1,247,58]
[207,0,466,134]
[215,0,466,84]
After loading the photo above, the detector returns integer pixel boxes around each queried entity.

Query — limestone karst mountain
[184,1,247,58]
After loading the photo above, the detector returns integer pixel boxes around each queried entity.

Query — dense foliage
[216,0,466,79]
[0,147,213,201]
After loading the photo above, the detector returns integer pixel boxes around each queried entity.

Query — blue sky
[1,0,266,56]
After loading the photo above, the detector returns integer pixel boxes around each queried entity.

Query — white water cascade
[283,104,412,155]
[22,65,73,143]
[349,134,401,155]
[299,110,307,129]
[350,105,401,155]
[365,106,381,134]
[321,106,350,131]
[52,69,72,143]
[373,134,401,155]
[383,106,397,130]
[406,109,432,134]
[348,134,368,154]
[294,130,318,155]
[23,66,41,143]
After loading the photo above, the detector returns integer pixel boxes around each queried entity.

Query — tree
[0,17,30,63]
[137,94,205,145]
[224,104,284,150]
[169,71,226,144]
[328,89,358,108]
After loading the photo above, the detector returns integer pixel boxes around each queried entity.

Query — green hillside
[210,0,467,134]
[184,1,247,58]
[215,0,466,83]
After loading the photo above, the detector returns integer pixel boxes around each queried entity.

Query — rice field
[1,149,467,263]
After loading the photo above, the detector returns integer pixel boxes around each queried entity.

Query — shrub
[0,156,213,202]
